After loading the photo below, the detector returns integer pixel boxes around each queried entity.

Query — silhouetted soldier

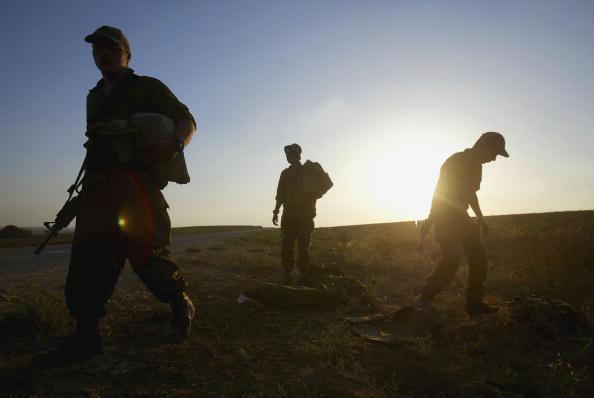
[34,26,197,367]
[415,132,509,316]
[273,144,318,285]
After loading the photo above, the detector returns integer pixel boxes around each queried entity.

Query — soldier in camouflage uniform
[273,144,317,285]
[415,132,509,316]
[34,26,197,367]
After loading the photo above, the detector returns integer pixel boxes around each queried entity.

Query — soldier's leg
[120,189,180,302]
[57,238,124,365]
[420,241,463,300]
[65,238,126,320]
[129,247,186,303]
[280,216,298,284]
[296,217,314,281]
[462,235,488,303]
[126,201,195,339]
[461,228,495,315]
[34,202,126,368]
[129,246,195,339]
[65,190,126,321]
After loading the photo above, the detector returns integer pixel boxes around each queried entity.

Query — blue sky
[1,1,593,227]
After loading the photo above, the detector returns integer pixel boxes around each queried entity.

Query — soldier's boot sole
[413,293,433,309]
[278,269,293,285]
[466,302,498,317]
[170,293,196,341]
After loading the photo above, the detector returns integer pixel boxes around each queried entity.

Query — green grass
[0,210,592,397]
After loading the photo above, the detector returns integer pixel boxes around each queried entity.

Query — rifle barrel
[34,230,57,255]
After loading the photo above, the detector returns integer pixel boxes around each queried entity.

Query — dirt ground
[1,211,593,397]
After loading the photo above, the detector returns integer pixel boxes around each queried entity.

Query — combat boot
[295,264,313,286]
[465,288,497,317]
[32,318,102,369]
[278,269,293,285]
[170,292,195,340]
[413,293,433,309]
[466,301,498,317]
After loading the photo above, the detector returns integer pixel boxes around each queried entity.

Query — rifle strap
[67,158,87,199]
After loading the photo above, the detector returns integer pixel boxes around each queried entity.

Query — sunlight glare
[365,141,443,221]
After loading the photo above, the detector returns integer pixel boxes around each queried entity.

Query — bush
[0,225,32,239]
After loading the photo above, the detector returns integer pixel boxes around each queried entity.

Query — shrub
[0,225,33,239]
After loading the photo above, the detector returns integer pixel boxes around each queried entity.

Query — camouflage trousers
[65,171,186,320]
[280,214,314,276]
[421,215,488,304]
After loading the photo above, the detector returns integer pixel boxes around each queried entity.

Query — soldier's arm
[274,171,286,213]
[147,76,197,143]
[272,198,282,226]
[469,192,483,221]
[273,200,282,213]
[469,192,489,236]
[140,77,197,162]
[272,171,288,226]
[140,120,194,163]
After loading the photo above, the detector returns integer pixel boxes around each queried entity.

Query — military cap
[475,132,509,157]
[284,143,302,155]
[85,25,131,54]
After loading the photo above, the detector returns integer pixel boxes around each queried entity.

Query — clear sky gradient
[1,1,593,228]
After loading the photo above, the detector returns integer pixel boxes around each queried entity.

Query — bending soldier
[34,26,197,367]
[415,132,509,316]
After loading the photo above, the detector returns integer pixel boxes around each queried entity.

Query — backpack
[300,160,333,199]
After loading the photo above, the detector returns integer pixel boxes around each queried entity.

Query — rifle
[34,160,86,255]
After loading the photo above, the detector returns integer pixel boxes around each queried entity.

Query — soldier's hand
[272,213,279,226]
[139,139,178,163]
[53,215,69,231]
[53,196,80,231]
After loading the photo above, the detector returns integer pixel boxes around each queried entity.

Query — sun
[365,142,443,221]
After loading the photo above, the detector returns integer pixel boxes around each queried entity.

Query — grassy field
[1,211,593,397]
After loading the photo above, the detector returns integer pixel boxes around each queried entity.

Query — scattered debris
[240,280,346,309]
[303,263,344,283]
[239,276,379,311]
[509,295,591,339]
[347,306,442,343]
[237,293,257,304]
[239,263,380,313]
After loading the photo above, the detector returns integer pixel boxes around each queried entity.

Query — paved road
[0,229,260,277]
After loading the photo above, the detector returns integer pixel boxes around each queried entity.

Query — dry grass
[0,225,262,249]
[0,233,74,249]
[171,225,262,237]
[0,210,593,397]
